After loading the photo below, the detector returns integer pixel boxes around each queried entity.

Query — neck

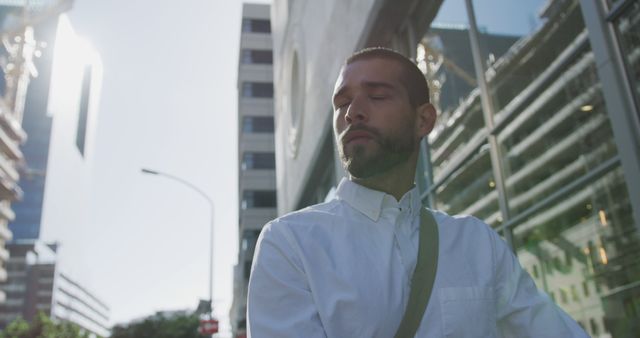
[350,153,418,201]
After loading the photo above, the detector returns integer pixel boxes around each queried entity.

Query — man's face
[332,58,420,179]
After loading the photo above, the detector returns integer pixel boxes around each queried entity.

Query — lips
[340,125,381,147]
[344,130,373,144]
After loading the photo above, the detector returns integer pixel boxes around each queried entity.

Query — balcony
[0,245,9,264]
[0,99,27,143]
[0,124,23,161]
[0,173,23,201]
[0,153,18,183]
[0,223,12,242]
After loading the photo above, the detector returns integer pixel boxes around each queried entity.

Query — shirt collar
[335,178,422,222]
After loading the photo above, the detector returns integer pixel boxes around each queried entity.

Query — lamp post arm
[155,172,213,208]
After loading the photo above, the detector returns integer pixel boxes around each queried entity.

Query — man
[247,48,588,337]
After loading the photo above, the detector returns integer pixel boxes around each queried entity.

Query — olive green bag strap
[394,208,439,338]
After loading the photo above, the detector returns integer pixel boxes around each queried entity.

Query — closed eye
[334,101,350,110]
[370,95,387,101]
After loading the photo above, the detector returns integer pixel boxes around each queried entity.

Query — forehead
[333,58,404,94]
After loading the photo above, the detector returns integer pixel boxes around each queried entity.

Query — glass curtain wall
[610,0,640,115]
[421,0,640,336]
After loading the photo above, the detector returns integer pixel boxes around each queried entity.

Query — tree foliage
[0,312,90,338]
[110,312,200,338]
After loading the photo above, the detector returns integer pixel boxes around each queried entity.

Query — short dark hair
[346,47,430,108]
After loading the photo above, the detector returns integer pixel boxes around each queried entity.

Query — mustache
[338,124,382,143]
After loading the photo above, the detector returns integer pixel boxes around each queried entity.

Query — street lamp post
[141,168,215,318]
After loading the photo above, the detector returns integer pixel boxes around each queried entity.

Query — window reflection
[423,0,640,336]
[514,167,638,338]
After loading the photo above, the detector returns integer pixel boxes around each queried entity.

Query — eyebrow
[362,81,397,91]
[333,80,397,103]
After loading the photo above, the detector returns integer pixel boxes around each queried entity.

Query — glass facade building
[420,1,640,336]
[7,7,59,241]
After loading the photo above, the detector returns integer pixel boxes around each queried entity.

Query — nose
[344,95,368,124]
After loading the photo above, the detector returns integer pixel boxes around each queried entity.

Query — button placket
[394,208,416,284]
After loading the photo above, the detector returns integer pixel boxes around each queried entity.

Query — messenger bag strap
[394,208,439,338]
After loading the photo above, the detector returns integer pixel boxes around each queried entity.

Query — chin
[345,158,381,179]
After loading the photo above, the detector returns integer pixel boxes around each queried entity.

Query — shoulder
[274,199,343,225]
[260,199,344,242]
[430,209,495,235]
[429,209,504,254]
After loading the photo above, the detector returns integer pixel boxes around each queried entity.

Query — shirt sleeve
[247,222,327,338]
[491,227,590,337]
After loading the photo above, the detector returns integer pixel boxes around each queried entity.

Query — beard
[337,123,416,179]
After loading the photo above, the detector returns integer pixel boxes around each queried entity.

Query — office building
[6,1,60,242]
[0,241,110,337]
[230,4,275,338]
[0,0,71,303]
[271,0,640,336]
[0,11,109,335]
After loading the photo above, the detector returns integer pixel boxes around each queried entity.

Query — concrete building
[271,0,640,336]
[0,241,110,337]
[230,4,275,338]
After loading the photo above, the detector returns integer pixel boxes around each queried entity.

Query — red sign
[199,318,219,335]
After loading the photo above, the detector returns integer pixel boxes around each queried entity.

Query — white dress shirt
[247,178,588,337]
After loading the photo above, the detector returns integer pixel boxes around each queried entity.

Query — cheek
[387,111,418,137]
[333,113,345,133]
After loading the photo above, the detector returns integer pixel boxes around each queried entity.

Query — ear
[415,103,437,139]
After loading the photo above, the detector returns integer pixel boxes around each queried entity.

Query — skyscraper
[230,4,275,338]
[0,12,110,335]
[6,2,59,241]
[0,1,66,303]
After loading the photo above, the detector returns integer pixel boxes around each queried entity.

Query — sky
[36,0,544,335]
[39,0,267,333]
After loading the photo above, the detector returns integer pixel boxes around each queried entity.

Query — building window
[242,152,275,170]
[76,65,92,156]
[560,289,568,304]
[570,285,579,302]
[595,280,602,294]
[244,261,252,279]
[241,49,273,64]
[582,281,590,297]
[564,250,573,267]
[242,18,271,33]
[545,260,553,275]
[241,230,261,259]
[242,190,276,209]
[242,82,273,98]
[590,318,599,336]
[242,116,274,133]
